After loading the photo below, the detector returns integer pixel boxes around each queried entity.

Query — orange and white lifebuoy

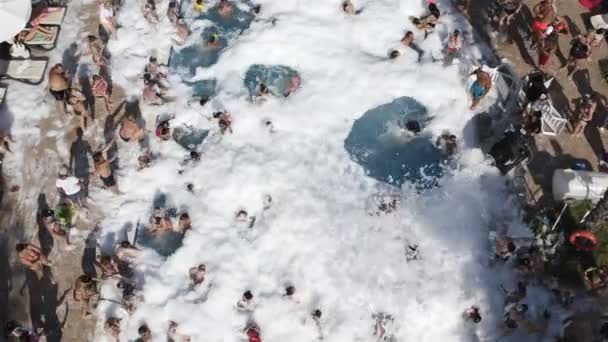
[569,230,599,252]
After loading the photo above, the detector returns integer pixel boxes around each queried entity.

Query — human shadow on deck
[25,269,70,342]
[62,43,81,81]
[69,128,92,198]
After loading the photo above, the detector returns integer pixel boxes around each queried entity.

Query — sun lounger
[537,101,567,136]
[0,86,6,105]
[0,58,48,85]
[590,14,608,30]
[24,26,60,51]
[34,7,67,26]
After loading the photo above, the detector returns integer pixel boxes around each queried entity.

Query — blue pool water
[169,1,256,98]
[138,229,185,257]
[243,64,300,100]
[344,97,443,188]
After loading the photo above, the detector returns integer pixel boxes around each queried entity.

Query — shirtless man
[217,0,234,17]
[149,208,173,235]
[16,243,51,279]
[91,139,119,191]
[116,241,141,264]
[104,317,121,341]
[40,209,70,245]
[469,67,492,109]
[95,255,119,279]
[73,274,98,319]
[67,87,92,129]
[189,263,206,286]
[48,64,70,114]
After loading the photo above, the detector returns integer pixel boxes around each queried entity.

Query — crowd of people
[7,0,608,340]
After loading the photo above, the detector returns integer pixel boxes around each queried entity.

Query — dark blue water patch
[137,229,185,257]
[173,125,209,151]
[184,79,217,99]
[169,27,227,76]
[344,97,443,188]
[244,64,300,100]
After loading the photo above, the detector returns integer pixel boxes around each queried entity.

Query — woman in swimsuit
[84,35,107,66]
[91,74,113,114]
[118,116,146,143]
[67,88,92,129]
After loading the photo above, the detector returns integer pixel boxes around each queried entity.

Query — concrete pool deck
[460,0,608,208]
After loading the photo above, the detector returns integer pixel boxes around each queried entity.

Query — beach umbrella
[0,0,32,43]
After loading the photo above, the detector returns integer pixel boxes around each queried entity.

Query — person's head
[507,241,516,253]
[92,74,102,82]
[99,255,112,265]
[453,29,460,37]
[237,210,248,218]
[58,165,70,178]
[208,33,218,44]
[168,1,176,8]
[120,240,132,249]
[180,212,190,220]
[472,312,481,323]
[243,290,253,300]
[53,63,64,72]
[389,50,400,59]
[86,35,97,43]
[597,28,606,35]
[138,324,150,337]
[429,3,440,17]
[405,120,421,134]
[15,243,27,252]
[146,0,156,8]
[199,97,209,106]
[516,303,528,313]
[79,274,92,284]
[149,56,157,64]
[313,309,322,319]
[42,208,55,218]
[197,264,206,272]
[285,285,295,296]
[190,151,201,161]
[259,83,268,94]
[196,0,203,4]
[93,151,103,163]
[143,73,152,84]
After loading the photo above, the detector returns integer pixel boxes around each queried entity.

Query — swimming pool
[344,97,444,188]
[169,1,256,99]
